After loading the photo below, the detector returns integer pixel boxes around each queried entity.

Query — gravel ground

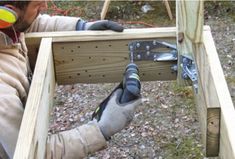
[48,1,235,159]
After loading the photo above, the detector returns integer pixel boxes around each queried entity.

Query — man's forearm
[46,121,107,159]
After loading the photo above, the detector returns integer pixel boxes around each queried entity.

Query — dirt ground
[48,1,235,159]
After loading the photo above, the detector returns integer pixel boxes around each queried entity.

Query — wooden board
[14,38,55,159]
[101,0,111,20]
[53,38,176,84]
[199,29,235,159]
[176,1,204,85]
[176,1,221,157]
[25,28,177,84]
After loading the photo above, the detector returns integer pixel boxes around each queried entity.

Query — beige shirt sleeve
[26,14,80,33]
[46,121,107,159]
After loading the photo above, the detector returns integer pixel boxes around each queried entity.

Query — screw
[153,40,157,45]
[136,43,140,48]
[146,45,150,50]
[129,45,133,50]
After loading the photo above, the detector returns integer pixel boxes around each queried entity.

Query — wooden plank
[193,28,221,157]
[25,28,176,70]
[101,0,111,20]
[176,1,221,156]
[163,0,173,20]
[176,0,204,85]
[53,38,176,84]
[198,29,235,159]
[14,38,55,159]
[193,29,221,156]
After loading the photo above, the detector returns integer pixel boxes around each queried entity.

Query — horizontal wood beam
[26,28,177,84]
[53,38,176,84]
[14,38,55,159]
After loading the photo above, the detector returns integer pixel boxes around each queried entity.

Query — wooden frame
[13,1,235,159]
[14,38,55,159]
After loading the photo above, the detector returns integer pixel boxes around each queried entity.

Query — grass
[164,137,204,159]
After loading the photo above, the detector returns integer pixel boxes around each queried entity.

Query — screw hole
[85,70,88,72]
[77,73,80,76]
[103,58,106,61]
[77,46,80,48]
[89,57,92,59]
[71,50,74,52]
[71,59,74,61]
[89,75,91,77]
[69,76,72,79]
[158,73,161,75]
[102,75,105,77]
[95,46,98,48]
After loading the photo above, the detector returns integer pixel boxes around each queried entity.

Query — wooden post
[176,0,203,86]
[101,0,111,20]
[176,1,221,157]
[163,0,173,20]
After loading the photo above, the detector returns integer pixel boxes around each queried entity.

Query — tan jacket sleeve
[46,121,107,159]
[26,14,80,32]
[0,33,30,159]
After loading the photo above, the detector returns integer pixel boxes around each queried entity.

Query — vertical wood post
[176,0,203,86]
[176,0,221,157]
[101,0,111,20]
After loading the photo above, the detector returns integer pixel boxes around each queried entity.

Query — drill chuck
[120,63,141,104]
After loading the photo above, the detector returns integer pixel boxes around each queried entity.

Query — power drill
[92,46,141,121]
[120,62,141,103]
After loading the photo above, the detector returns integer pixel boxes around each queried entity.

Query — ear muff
[0,6,17,29]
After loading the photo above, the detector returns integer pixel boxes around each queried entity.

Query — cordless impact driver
[92,49,141,121]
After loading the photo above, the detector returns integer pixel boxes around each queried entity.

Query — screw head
[136,43,140,47]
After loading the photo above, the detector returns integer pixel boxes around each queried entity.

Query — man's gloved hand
[97,88,141,140]
[76,19,124,32]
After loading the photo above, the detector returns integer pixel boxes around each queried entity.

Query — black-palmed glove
[76,19,124,32]
[94,88,141,140]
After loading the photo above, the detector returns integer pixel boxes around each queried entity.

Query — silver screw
[136,43,140,48]
[146,45,150,50]
[147,51,150,56]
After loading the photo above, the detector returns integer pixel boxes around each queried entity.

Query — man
[0,1,141,159]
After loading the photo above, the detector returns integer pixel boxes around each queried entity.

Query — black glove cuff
[76,19,87,30]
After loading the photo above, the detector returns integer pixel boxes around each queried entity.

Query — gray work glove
[97,88,142,140]
[76,19,124,32]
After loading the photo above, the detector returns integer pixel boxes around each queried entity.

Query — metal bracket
[128,40,177,62]
[180,55,198,93]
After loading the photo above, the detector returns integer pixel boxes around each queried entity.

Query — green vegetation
[164,137,204,159]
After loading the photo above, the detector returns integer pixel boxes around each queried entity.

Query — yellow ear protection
[0,6,17,29]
